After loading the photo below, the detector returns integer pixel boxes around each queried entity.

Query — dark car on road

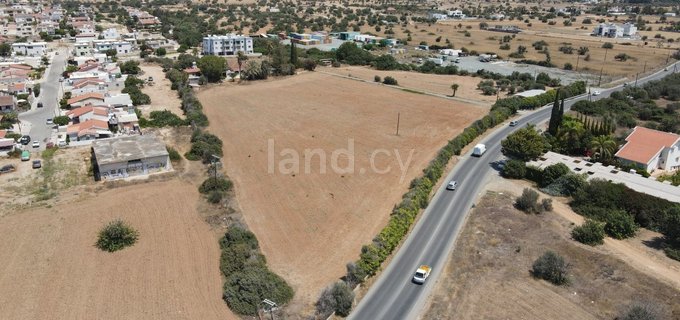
[37,102,43,108]
[19,135,31,145]
[32,160,42,169]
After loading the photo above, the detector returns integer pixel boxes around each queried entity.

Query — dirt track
[0,180,234,320]
[198,72,486,311]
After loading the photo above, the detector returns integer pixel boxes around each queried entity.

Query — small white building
[73,43,92,56]
[615,126,680,173]
[428,13,448,20]
[592,22,637,38]
[447,10,466,18]
[93,40,133,55]
[101,28,119,39]
[202,34,254,56]
[11,42,47,56]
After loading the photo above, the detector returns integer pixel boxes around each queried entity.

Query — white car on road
[412,265,431,284]
[592,90,601,96]
[32,141,40,148]
[446,180,458,190]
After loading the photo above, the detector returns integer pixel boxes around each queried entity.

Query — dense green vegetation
[219,226,294,315]
[531,251,569,285]
[95,220,139,252]
[571,220,605,246]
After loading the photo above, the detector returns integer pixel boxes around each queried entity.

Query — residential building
[592,23,637,38]
[101,28,119,39]
[202,34,254,56]
[0,95,16,113]
[71,78,107,96]
[8,82,28,95]
[11,42,47,56]
[428,13,448,20]
[93,40,133,55]
[74,43,92,56]
[615,126,680,173]
[104,93,133,108]
[67,92,105,108]
[111,109,139,132]
[338,32,360,41]
[75,33,97,43]
[447,10,466,18]
[66,119,111,141]
[91,134,172,180]
[66,105,110,123]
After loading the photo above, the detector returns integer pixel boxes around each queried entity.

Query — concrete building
[102,28,119,39]
[202,34,253,56]
[592,22,637,38]
[93,40,133,55]
[92,134,172,180]
[0,95,16,113]
[615,126,680,173]
[73,43,92,56]
[11,42,47,56]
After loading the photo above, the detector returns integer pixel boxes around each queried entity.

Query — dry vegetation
[425,188,680,319]
[197,71,486,311]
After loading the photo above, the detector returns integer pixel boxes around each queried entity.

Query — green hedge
[491,81,586,112]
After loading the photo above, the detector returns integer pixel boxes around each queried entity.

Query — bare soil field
[321,65,497,105]
[198,72,486,312]
[139,63,184,118]
[424,186,680,319]
[0,179,235,320]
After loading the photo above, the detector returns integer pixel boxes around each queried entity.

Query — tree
[302,59,317,71]
[541,163,570,187]
[155,47,166,56]
[119,60,140,75]
[531,251,569,285]
[604,210,638,239]
[590,135,617,162]
[236,51,248,76]
[548,89,562,136]
[501,159,527,179]
[515,188,542,214]
[501,125,546,161]
[197,55,226,83]
[571,220,605,245]
[374,54,399,70]
[290,41,298,66]
[451,83,460,97]
[95,220,139,252]
[0,42,11,57]
[316,281,355,318]
[383,76,398,85]
[33,83,40,97]
[53,115,70,126]
[104,49,117,57]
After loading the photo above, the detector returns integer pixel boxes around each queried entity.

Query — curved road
[350,63,679,320]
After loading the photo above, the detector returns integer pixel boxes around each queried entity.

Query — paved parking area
[529,151,680,203]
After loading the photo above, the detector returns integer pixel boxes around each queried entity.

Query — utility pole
[634,73,639,87]
[598,48,608,87]
[643,60,647,74]
[575,54,580,72]
[395,112,400,136]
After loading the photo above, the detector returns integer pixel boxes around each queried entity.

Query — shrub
[572,220,605,245]
[95,220,139,252]
[166,146,181,161]
[665,247,680,262]
[185,131,223,163]
[619,303,662,320]
[540,173,587,196]
[33,83,40,97]
[199,177,233,194]
[604,210,638,239]
[540,163,570,187]
[564,63,573,70]
[207,190,223,203]
[531,251,569,285]
[303,59,317,71]
[602,42,614,49]
[374,75,381,82]
[315,281,355,318]
[541,198,553,211]
[515,188,543,214]
[383,76,398,85]
[501,159,527,179]
[53,115,70,126]
[223,266,294,315]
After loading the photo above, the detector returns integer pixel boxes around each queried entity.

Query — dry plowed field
[0,180,234,320]
[198,72,486,308]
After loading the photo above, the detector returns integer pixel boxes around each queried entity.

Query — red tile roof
[0,95,14,106]
[615,126,680,164]
[0,130,6,138]
[67,93,104,105]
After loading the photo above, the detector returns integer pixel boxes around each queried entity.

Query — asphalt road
[349,62,679,320]
[18,46,68,150]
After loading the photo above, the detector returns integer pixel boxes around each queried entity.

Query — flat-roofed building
[202,34,253,56]
[91,134,172,180]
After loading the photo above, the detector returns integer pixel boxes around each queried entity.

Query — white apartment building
[11,42,47,56]
[74,43,92,56]
[93,40,133,55]
[202,34,253,56]
[102,28,119,39]
[592,22,638,38]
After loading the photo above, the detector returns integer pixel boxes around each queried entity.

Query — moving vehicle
[412,265,431,284]
[32,141,40,148]
[32,160,42,169]
[446,180,458,190]
[592,90,601,96]
[0,164,16,174]
[37,102,43,108]
[46,118,53,125]
[21,150,30,161]
[509,120,518,126]
[472,144,487,157]
[19,135,31,145]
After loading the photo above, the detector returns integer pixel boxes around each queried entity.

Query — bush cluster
[571,220,605,246]
[199,176,233,203]
[492,81,586,112]
[315,282,354,318]
[140,110,188,128]
[219,226,294,316]
[166,146,181,161]
[515,188,552,214]
[531,251,569,285]
[383,76,398,85]
[95,220,139,252]
[185,131,223,163]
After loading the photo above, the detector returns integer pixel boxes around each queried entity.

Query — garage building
[92,134,172,180]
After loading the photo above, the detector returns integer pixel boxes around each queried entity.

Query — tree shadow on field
[642,236,666,250]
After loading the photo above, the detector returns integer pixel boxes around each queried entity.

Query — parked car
[509,120,518,126]
[592,90,601,96]
[46,118,53,125]
[446,180,458,190]
[0,164,16,174]
[21,150,30,161]
[32,141,40,148]
[37,102,43,108]
[147,76,154,82]
[32,160,41,169]
[19,135,31,145]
